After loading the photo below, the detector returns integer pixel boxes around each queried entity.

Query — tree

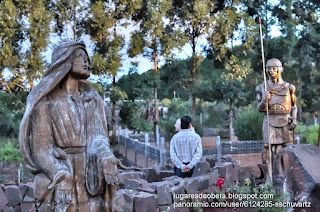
[116,70,154,101]
[167,0,213,114]
[0,0,24,93]
[202,0,256,138]
[168,0,255,114]
[22,0,52,90]
[195,51,255,138]
[129,0,184,140]
[268,0,320,145]
[159,59,191,100]
[85,0,139,144]
[47,0,87,41]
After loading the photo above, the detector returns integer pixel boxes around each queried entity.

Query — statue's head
[45,41,90,79]
[266,58,283,80]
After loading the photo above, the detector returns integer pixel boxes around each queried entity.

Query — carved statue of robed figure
[19,41,121,211]
[256,58,297,177]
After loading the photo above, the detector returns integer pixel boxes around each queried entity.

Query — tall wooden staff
[259,16,273,183]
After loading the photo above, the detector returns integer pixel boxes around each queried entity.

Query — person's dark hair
[181,116,192,129]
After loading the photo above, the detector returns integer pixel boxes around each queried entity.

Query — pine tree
[47,0,87,41]
[168,0,255,114]
[85,0,136,144]
[0,0,24,93]
[23,0,52,90]
[128,0,185,141]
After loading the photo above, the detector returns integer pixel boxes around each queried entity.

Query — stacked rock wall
[113,160,258,212]
[0,183,36,212]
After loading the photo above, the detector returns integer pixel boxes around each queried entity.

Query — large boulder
[192,161,211,177]
[274,144,320,210]
[214,162,240,184]
[171,181,186,198]
[4,185,22,207]
[0,187,8,211]
[214,162,233,178]
[197,176,210,191]
[112,189,134,212]
[132,191,158,212]
[20,203,36,212]
[23,184,35,203]
[207,169,219,186]
[238,166,255,186]
[19,183,31,199]
[145,168,160,183]
[150,181,172,205]
[205,157,217,168]
[183,178,199,194]
[119,171,142,183]
[124,179,149,191]
[159,170,175,181]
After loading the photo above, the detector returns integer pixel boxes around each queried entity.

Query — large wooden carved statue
[256,58,297,177]
[19,41,121,211]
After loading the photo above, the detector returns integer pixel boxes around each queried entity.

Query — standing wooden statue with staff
[256,58,297,180]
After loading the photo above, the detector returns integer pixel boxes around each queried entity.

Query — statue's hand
[48,170,73,204]
[103,157,122,186]
[262,90,273,103]
[289,118,297,131]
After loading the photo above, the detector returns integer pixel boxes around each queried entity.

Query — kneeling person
[170,116,202,177]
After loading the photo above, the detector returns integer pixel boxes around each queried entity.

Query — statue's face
[71,49,90,79]
[266,66,282,80]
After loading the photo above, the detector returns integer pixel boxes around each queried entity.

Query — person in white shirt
[170,116,202,177]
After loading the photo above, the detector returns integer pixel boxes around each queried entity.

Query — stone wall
[114,159,261,212]
[2,152,319,211]
[0,160,254,212]
[0,183,36,212]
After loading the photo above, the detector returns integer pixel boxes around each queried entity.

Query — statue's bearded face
[71,49,91,79]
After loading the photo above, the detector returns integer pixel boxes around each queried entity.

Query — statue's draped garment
[19,42,114,211]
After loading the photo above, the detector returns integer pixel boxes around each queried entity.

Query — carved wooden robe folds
[19,42,118,211]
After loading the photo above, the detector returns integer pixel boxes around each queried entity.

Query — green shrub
[202,103,229,128]
[119,100,155,133]
[0,138,23,163]
[130,117,153,133]
[158,98,191,139]
[253,183,290,212]
[233,104,264,140]
[295,123,318,146]
[158,118,177,140]
[158,98,204,140]
[119,101,140,129]
[0,92,26,138]
[166,98,192,118]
